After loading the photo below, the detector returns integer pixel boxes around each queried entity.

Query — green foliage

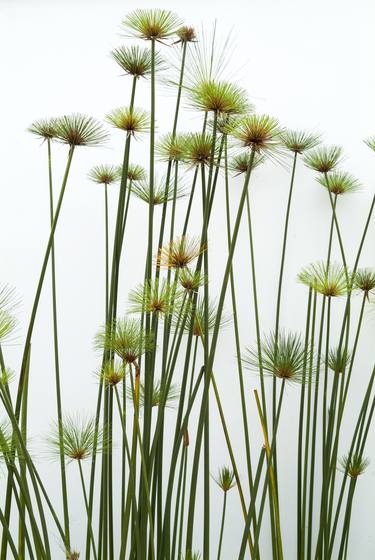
[245,330,311,383]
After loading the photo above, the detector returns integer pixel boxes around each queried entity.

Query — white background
[1,0,375,557]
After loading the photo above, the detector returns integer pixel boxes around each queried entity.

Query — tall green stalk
[47,137,71,551]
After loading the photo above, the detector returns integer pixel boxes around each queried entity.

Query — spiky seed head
[189,79,249,115]
[364,136,375,152]
[124,164,147,182]
[122,9,182,41]
[303,145,343,173]
[281,129,321,154]
[156,236,204,269]
[106,107,149,136]
[339,452,370,479]
[317,171,360,196]
[353,268,375,297]
[213,466,236,492]
[128,279,184,316]
[95,318,153,365]
[175,26,196,43]
[111,45,163,78]
[244,330,311,383]
[88,164,120,185]
[328,347,351,374]
[131,176,187,205]
[28,118,58,141]
[230,152,265,175]
[48,415,105,462]
[183,132,218,167]
[66,551,80,560]
[179,297,229,338]
[234,114,284,156]
[298,262,349,297]
[128,379,179,408]
[179,268,206,292]
[54,114,108,147]
[156,133,188,162]
[98,361,125,387]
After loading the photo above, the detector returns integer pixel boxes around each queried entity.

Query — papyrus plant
[1,8,375,560]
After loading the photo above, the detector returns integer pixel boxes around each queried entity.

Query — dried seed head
[175,26,196,43]
[156,236,204,269]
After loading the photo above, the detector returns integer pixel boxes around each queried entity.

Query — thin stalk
[104,183,109,317]
[273,150,298,489]
[254,388,284,560]
[47,136,70,550]
[224,135,254,493]
[78,460,98,560]
[301,290,317,557]
[239,382,286,560]
[297,288,312,559]
[15,145,75,418]
[185,149,256,557]
[307,295,326,558]
[1,150,75,556]
[18,348,30,558]
[217,492,227,560]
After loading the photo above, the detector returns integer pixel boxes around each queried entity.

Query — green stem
[217,492,227,560]
[47,137,71,551]
[297,288,312,559]
[15,145,75,418]
[185,148,256,557]
[78,460,98,560]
